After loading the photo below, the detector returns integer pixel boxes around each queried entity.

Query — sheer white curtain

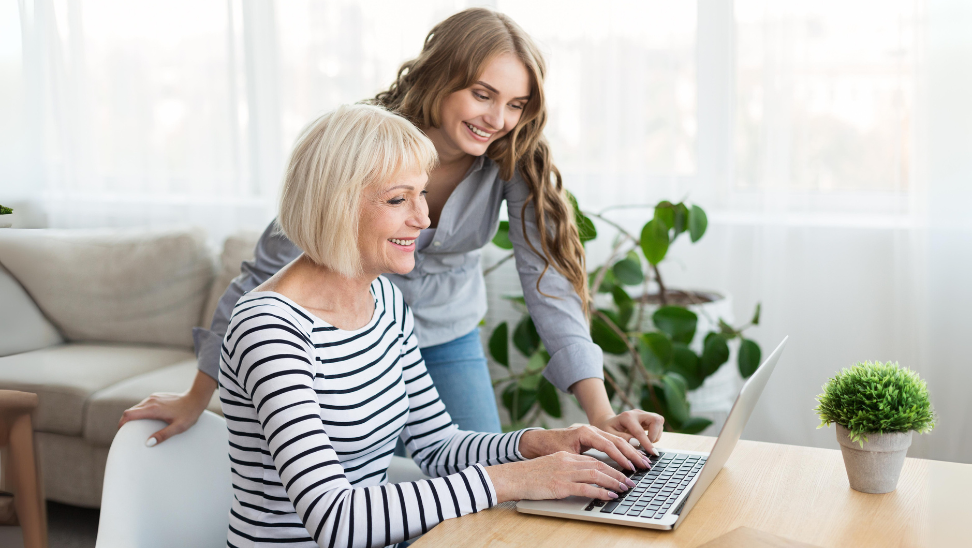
[4,0,969,461]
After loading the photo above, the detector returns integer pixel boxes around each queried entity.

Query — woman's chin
[386,260,416,276]
[458,138,490,157]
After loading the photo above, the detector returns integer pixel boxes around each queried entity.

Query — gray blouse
[193,155,603,392]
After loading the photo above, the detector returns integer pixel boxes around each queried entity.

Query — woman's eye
[473,91,489,101]
[388,197,406,205]
[420,190,429,197]
[509,103,524,111]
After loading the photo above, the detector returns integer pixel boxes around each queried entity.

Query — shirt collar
[469,155,487,174]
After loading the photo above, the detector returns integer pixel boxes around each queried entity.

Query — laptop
[517,337,788,530]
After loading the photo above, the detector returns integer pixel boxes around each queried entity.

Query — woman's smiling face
[435,52,532,158]
[357,169,431,277]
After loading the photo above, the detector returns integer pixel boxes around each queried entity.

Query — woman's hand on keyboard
[485,451,635,503]
[518,425,652,471]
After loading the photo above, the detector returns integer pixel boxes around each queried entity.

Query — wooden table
[414,433,972,548]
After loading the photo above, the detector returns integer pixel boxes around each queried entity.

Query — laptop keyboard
[583,452,706,520]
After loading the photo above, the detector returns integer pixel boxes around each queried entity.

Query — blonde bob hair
[277,104,438,278]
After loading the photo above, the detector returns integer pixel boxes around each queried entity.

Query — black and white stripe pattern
[219,276,528,548]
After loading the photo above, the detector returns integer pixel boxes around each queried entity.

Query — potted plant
[484,197,763,434]
[815,360,936,493]
[0,205,12,228]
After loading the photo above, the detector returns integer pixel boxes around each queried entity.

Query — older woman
[221,104,649,548]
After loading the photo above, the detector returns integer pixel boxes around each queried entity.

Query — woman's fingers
[117,404,162,428]
[576,426,646,470]
[618,412,659,457]
[147,421,191,447]
[570,482,618,501]
[567,463,631,493]
[645,412,664,443]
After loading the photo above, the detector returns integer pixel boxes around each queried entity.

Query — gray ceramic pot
[836,424,912,494]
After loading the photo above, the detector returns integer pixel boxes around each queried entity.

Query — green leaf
[612,257,644,286]
[640,219,670,265]
[513,316,540,357]
[567,191,597,244]
[502,384,537,422]
[677,417,713,435]
[700,333,730,377]
[688,205,708,243]
[611,286,634,330]
[654,201,675,233]
[591,315,628,355]
[652,306,697,344]
[717,318,736,337]
[738,338,762,378]
[639,332,673,374]
[670,343,703,390]
[673,203,690,237]
[525,351,547,373]
[537,378,562,418]
[576,213,597,244]
[661,372,690,425]
[640,382,668,416]
[590,267,616,294]
[492,220,513,250]
[751,303,761,326]
[488,322,509,368]
[519,372,543,390]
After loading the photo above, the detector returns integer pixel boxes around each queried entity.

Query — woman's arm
[119,221,301,445]
[504,177,664,453]
[504,176,603,394]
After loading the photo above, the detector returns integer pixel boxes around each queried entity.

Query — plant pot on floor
[835,423,912,494]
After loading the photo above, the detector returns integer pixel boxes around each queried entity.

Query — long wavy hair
[372,8,590,314]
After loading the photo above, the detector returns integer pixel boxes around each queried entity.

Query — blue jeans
[395,328,501,458]
[421,327,502,433]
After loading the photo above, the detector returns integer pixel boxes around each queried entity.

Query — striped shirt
[219,276,529,548]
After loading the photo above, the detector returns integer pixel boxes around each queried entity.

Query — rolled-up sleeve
[193,221,301,379]
[504,173,603,392]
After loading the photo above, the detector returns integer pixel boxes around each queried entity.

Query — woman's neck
[259,255,376,330]
[422,126,477,227]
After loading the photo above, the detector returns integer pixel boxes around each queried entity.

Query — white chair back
[95,411,232,548]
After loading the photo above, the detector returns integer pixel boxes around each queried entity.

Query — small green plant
[0,205,12,215]
[485,196,763,433]
[815,361,936,447]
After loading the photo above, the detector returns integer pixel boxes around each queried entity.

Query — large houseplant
[815,360,935,493]
[485,197,763,433]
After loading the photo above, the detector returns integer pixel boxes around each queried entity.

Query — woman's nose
[483,103,504,131]
[409,200,431,230]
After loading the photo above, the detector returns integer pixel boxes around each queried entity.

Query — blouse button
[432,241,442,247]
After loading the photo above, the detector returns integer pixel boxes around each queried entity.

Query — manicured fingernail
[625,478,636,488]
[608,492,618,499]
[618,482,628,491]
[651,447,660,456]
[146,437,157,447]
[642,457,651,468]
[627,459,635,471]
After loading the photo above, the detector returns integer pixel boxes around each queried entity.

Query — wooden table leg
[8,413,47,548]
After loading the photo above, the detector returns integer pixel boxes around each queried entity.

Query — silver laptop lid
[672,336,788,528]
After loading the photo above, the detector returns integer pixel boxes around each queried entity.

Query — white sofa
[0,227,259,507]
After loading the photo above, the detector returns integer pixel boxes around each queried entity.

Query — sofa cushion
[199,230,260,328]
[0,263,63,357]
[0,227,214,348]
[0,343,194,436]
[83,359,222,446]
